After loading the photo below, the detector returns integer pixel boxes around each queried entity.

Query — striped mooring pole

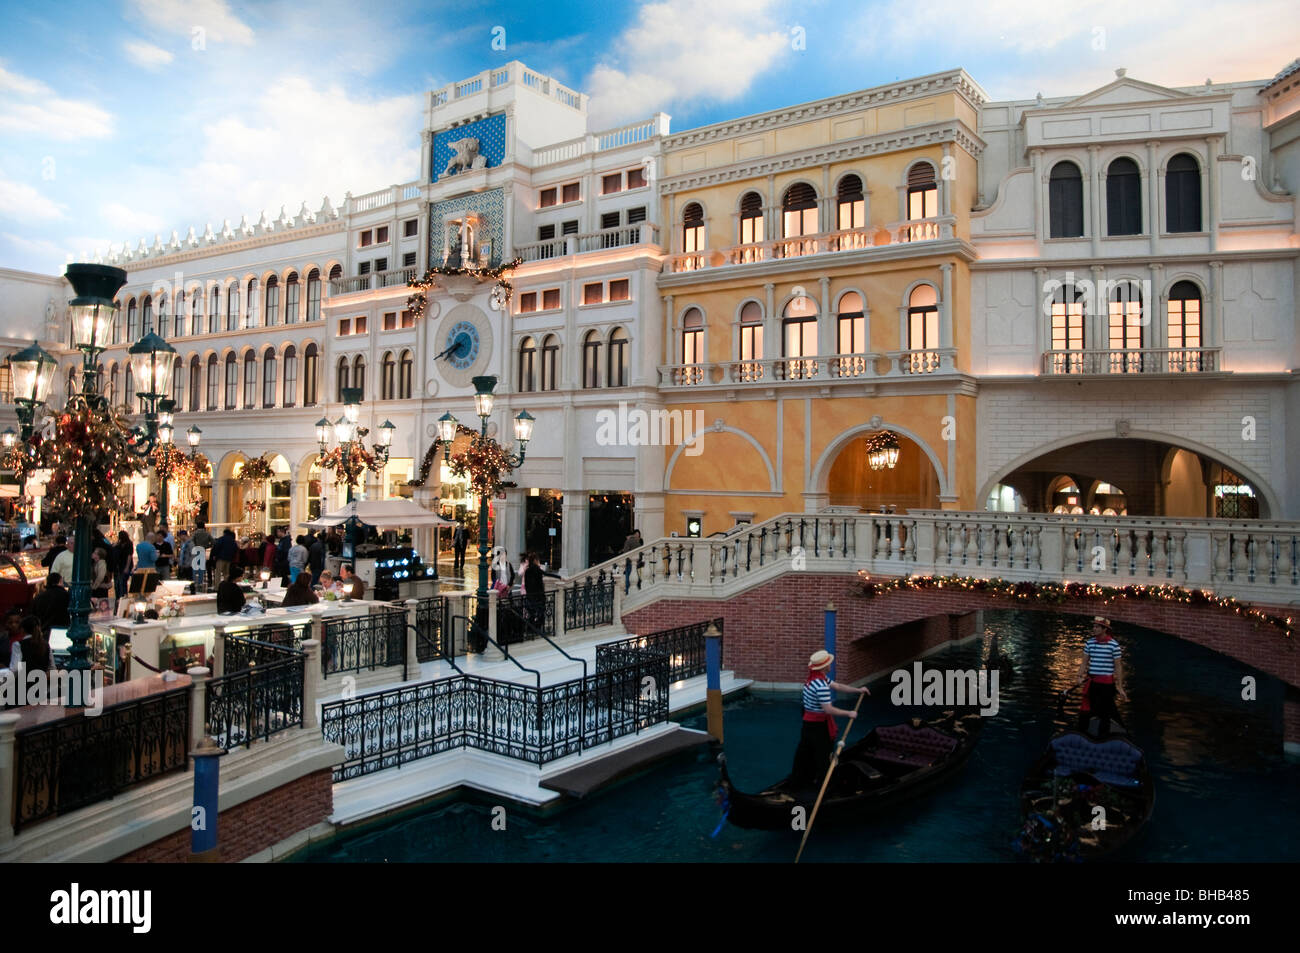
[189,735,225,862]
[824,601,837,682]
[705,623,723,742]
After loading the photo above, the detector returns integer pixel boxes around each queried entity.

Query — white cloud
[129,0,254,45]
[101,201,167,237]
[584,0,792,127]
[124,40,175,70]
[0,173,65,223]
[0,61,113,141]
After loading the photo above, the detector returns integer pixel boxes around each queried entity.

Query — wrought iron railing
[322,609,406,677]
[12,686,191,832]
[206,638,306,750]
[598,617,721,683]
[321,634,672,779]
[564,577,615,630]
[221,622,309,671]
[496,590,555,644]
[413,596,449,662]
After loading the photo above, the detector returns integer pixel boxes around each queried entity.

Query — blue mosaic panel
[428,189,506,264]
[432,113,507,182]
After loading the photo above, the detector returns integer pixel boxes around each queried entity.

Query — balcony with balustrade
[329,266,421,299]
[1041,347,1224,376]
[658,348,959,389]
[515,223,661,265]
[662,215,958,277]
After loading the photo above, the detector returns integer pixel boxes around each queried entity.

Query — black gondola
[1014,730,1155,862]
[716,711,982,831]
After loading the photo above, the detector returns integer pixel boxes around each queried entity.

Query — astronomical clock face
[435,303,493,387]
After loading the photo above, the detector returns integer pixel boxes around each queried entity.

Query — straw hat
[808,650,834,670]
[1093,616,1112,628]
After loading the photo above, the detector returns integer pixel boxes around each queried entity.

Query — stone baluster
[1117,529,1133,578]
[1011,526,1026,570]
[874,518,889,560]
[1274,533,1294,585]
[1232,534,1250,580]
[1172,531,1188,582]
[1151,532,1167,579]
[966,523,980,567]
[948,524,963,567]
[1253,533,1271,584]
[1027,526,1043,572]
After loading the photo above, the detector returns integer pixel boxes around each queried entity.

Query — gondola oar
[1056,682,1083,717]
[794,690,866,864]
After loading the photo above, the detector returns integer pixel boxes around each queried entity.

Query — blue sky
[1,0,1295,274]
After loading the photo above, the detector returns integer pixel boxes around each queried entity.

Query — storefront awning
[303,498,459,530]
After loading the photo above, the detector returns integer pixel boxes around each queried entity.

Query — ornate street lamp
[312,390,396,553]
[8,340,58,439]
[186,425,202,450]
[439,375,531,638]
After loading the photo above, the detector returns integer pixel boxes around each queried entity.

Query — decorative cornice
[661,69,987,150]
[658,120,985,194]
[111,220,347,275]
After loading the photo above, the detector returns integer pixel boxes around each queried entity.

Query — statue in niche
[443,137,481,176]
[445,235,463,269]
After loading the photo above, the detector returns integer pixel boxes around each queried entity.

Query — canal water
[291,610,1299,862]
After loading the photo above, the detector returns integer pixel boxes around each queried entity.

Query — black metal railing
[496,590,555,644]
[321,641,670,779]
[413,597,449,662]
[598,617,721,683]
[564,577,615,631]
[206,638,306,750]
[12,686,191,833]
[322,609,406,677]
[221,622,308,672]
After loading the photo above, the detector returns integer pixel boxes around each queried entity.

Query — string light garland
[448,435,515,499]
[320,440,383,490]
[244,499,267,514]
[857,572,1296,637]
[408,423,480,487]
[405,257,522,321]
[39,403,144,520]
[236,454,276,484]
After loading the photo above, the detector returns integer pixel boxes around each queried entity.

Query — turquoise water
[292,610,1299,862]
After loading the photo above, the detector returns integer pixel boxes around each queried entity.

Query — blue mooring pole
[189,735,225,861]
[824,601,837,682]
[705,623,723,742]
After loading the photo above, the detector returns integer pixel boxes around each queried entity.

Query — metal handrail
[458,611,541,689]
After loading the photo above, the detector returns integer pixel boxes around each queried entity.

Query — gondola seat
[1049,734,1144,788]
[869,725,958,768]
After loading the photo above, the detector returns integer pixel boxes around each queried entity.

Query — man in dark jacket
[275,526,293,584]
[31,572,71,631]
[41,534,67,568]
[211,529,239,585]
[308,532,326,580]
[523,554,545,627]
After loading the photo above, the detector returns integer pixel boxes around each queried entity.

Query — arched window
[206,355,219,410]
[781,296,817,379]
[681,307,705,366]
[1048,161,1084,238]
[837,174,865,230]
[123,365,134,411]
[142,295,153,336]
[106,363,118,408]
[1166,153,1202,233]
[906,285,940,373]
[262,347,277,407]
[156,294,167,338]
[226,284,239,331]
[582,331,601,389]
[737,301,763,380]
[127,298,138,340]
[285,272,300,324]
[303,342,318,405]
[836,292,866,377]
[209,286,220,333]
[1106,157,1142,236]
[283,345,298,407]
[540,335,559,392]
[336,357,349,402]
[265,275,279,325]
[328,264,342,293]
[306,268,322,321]
[224,353,238,409]
[906,162,938,221]
[246,278,258,328]
[1049,285,1086,373]
[681,202,704,265]
[1109,283,1145,370]
[171,356,183,408]
[518,336,537,392]
[781,183,818,239]
[1167,281,1203,371]
[189,355,201,410]
[352,355,366,397]
[381,351,396,400]
[243,349,257,408]
[739,191,763,245]
[190,289,202,336]
[608,327,628,387]
[174,292,184,338]
[399,349,413,399]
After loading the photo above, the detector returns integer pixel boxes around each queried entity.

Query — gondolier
[1075,617,1128,736]
[792,650,868,787]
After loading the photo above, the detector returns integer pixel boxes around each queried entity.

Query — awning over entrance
[304,498,460,530]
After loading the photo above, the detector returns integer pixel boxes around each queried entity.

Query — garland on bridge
[857,573,1296,637]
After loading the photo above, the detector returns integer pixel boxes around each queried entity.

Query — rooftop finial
[1115,67,1127,79]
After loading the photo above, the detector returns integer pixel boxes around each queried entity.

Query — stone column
[1087,145,1101,257]
[562,490,590,572]
[300,639,321,729]
[1147,141,1162,256]
[499,487,525,564]
[0,713,19,848]
[187,666,211,750]
[1207,135,1222,252]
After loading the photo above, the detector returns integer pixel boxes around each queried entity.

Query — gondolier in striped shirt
[1075,617,1128,736]
[792,650,869,787]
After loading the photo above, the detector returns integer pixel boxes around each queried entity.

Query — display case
[360,547,437,601]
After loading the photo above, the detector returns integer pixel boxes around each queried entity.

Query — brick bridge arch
[620,573,1298,692]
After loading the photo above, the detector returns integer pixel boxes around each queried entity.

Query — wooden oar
[794,691,866,864]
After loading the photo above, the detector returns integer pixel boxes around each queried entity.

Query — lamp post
[437,376,533,614]
[8,264,174,702]
[154,398,176,527]
[313,386,394,553]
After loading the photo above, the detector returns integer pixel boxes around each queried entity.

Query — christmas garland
[448,435,515,500]
[320,440,383,490]
[39,403,145,520]
[152,443,195,482]
[237,454,276,484]
[2,440,43,483]
[858,572,1296,637]
[408,423,480,487]
[244,499,267,514]
[406,257,522,321]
